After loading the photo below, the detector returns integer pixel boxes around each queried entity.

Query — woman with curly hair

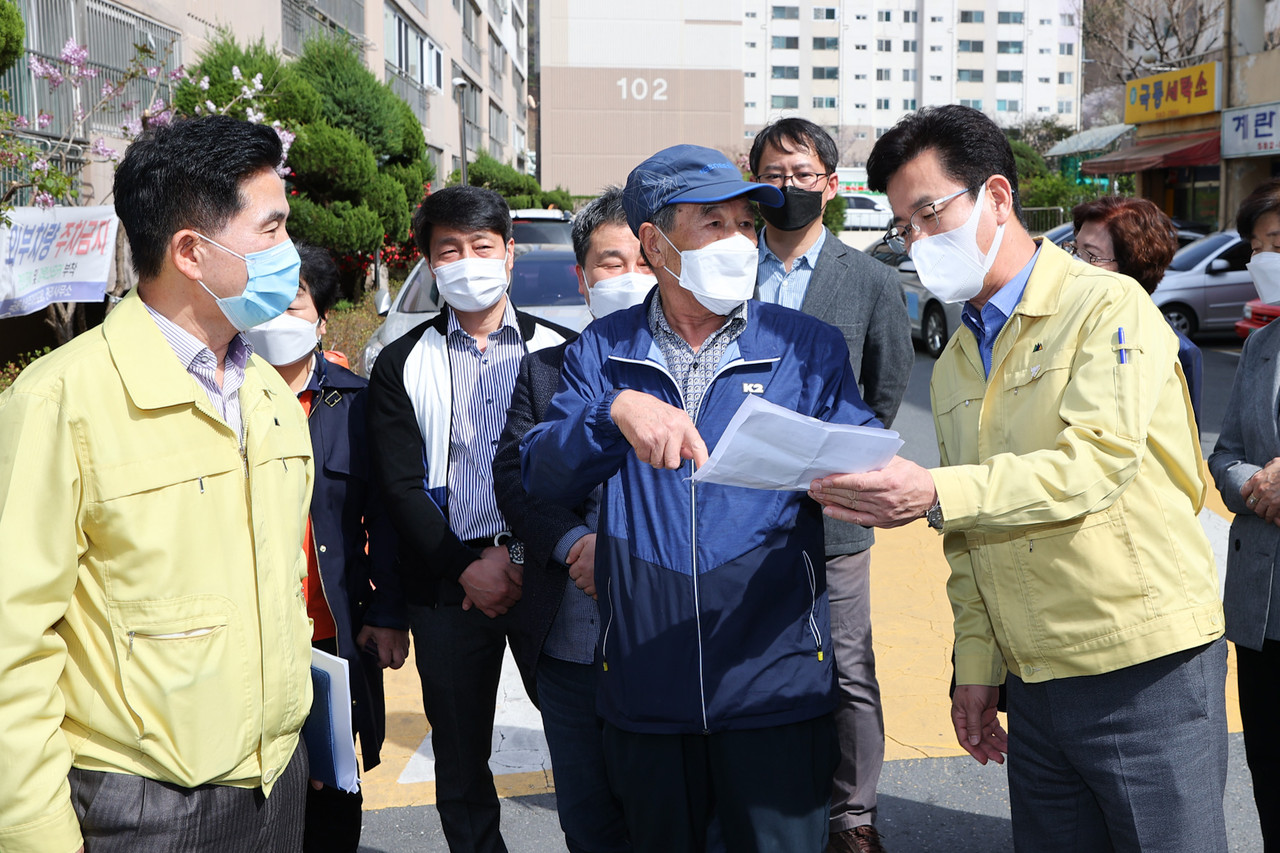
[1069,196,1202,425]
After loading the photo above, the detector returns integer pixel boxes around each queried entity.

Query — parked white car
[1151,230,1255,337]
[841,193,893,231]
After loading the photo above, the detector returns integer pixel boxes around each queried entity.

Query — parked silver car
[1152,230,1255,337]
[361,249,591,376]
[866,239,962,359]
[841,193,893,231]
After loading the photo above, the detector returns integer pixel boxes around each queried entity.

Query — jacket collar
[432,302,552,343]
[1008,237,1068,319]
[610,290,778,364]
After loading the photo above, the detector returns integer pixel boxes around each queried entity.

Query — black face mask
[760,186,826,231]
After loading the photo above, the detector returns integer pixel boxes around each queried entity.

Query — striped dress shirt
[143,302,249,440]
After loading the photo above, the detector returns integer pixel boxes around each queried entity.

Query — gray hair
[571,186,628,267]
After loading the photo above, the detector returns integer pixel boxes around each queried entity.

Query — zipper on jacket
[689,473,709,734]
[127,626,220,658]
[803,552,823,660]
[601,576,615,671]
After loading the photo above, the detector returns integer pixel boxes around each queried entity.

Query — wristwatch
[925,500,944,531]
[493,531,525,565]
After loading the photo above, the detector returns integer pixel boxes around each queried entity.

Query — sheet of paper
[689,393,903,491]
[307,647,361,794]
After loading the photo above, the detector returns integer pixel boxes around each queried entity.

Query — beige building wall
[539,0,745,197]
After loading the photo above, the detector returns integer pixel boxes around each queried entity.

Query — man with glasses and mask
[750,118,911,853]
[0,116,315,852]
[366,185,573,853]
[520,144,881,853]
[808,105,1228,853]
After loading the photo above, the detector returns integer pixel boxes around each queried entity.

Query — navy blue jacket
[520,297,879,734]
[306,357,408,771]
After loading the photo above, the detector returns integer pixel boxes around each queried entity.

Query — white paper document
[689,393,903,491]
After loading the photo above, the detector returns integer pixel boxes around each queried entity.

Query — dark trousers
[602,716,838,853]
[1236,639,1280,851]
[409,602,510,853]
[303,784,363,853]
[536,654,630,853]
[1007,638,1228,853]
[69,741,307,852]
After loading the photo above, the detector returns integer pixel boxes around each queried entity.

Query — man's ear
[170,230,207,282]
[988,175,1016,226]
[638,222,668,272]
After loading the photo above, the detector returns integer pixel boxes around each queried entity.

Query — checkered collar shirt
[648,294,748,421]
[445,298,527,541]
[143,302,249,440]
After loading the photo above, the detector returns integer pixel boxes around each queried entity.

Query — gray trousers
[68,741,307,852]
[1007,638,1228,853]
[826,550,885,831]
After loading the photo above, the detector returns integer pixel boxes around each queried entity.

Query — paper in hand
[689,393,903,490]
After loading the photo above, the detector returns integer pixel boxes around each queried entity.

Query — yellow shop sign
[1123,61,1221,124]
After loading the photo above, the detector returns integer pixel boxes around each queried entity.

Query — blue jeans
[536,654,630,853]
[1007,638,1228,853]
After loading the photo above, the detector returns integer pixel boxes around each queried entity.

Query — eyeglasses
[1063,242,1116,266]
[883,186,978,253]
[755,171,832,191]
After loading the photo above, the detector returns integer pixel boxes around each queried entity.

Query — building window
[745,71,757,77]
[772,35,799,49]
[746,10,756,17]
[855,13,867,20]
[853,73,867,80]
[771,94,800,108]
[903,40,918,52]
[1061,13,1075,26]
[929,74,941,81]
[904,10,917,22]
[997,41,1023,54]
[876,10,890,22]
[854,102,867,108]
[876,68,891,81]
[996,69,1023,83]
[854,43,867,50]
[1039,47,1052,54]
[930,45,943,51]
[745,40,757,48]
[1038,76,1051,83]
[958,69,983,82]
[1039,18,1052,26]
[931,16,943,23]
[875,127,890,138]
[877,39,892,51]
[814,66,839,80]
[814,36,839,49]
[958,40,984,52]
[1058,99,1074,113]
[997,99,1020,111]
[902,68,917,81]
[1059,42,1075,55]
[745,101,756,108]
[771,65,800,79]
[1038,106,1050,112]
[813,96,838,108]
[959,98,983,109]
[1059,72,1074,85]
[997,11,1023,24]
[876,97,890,109]
[771,5,798,20]
[903,98,917,109]
[814,6,837,20]
[959,10,984,23]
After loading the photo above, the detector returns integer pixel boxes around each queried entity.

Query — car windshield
[1168,232,1236,272]
[513,221,572,244]
[510,253,581,305]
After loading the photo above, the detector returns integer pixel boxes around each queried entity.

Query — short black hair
[571,186,627,267]
[112,115,284,280]
[411,185,512,260]
[749,117,838,175]
[296,242,339,319]
[1236,178,1280,241]
[866,105,1023,219]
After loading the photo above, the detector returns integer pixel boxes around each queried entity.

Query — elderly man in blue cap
[519,144,881,852]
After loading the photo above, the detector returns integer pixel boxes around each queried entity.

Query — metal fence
[282,0,365,57]
[385,62,429,126]
[1023,206,1066,234]
[462,35,482,73]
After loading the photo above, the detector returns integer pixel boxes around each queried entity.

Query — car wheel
[1161,303,1197,338]
[923,304,947,358]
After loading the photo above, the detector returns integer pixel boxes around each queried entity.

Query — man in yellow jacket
[810,105,1228,852]
[0,116,315,853]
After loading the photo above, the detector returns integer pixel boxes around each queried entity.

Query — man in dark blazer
[750,118,913,853]
[494,187,649,853]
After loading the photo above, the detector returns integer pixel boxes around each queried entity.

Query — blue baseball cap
[622,144,784,235]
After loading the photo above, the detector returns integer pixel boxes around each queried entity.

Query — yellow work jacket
[0,291,314,853]
[930,240,1224,688]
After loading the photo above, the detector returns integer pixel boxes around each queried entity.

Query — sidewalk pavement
[354,474,1265,852]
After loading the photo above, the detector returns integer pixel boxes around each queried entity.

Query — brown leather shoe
[828,824,886,853]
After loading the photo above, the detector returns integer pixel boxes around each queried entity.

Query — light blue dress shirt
[960,246,1040,377]
[756,226,827,310]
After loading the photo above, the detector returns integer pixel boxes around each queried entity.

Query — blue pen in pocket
[1117,327,1126,364]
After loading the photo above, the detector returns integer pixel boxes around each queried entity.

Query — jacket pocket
[111,596,255,785]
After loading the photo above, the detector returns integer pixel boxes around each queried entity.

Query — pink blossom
[59,39,89,68]
[101,81,115,97]
[246,106,264,124]
[11,114,29,128]
[146,66,160,78]
[168,65,188,81]
[204,99,217,114]
[31,158,49,173]
[90,137,120,161]
[28,55,65,89]
[121,116,143,137]
[198,75,210,91]
[33,191,56,209]
[231,65,242,81]
[73,107,86,123]
[36,112,52,129]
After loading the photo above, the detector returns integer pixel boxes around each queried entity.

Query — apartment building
[3,0,529,196]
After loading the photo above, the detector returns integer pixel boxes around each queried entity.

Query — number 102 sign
[616,77,668,101]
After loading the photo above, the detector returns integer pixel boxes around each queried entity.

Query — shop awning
[1045,123,1133,157]
[1080,131,1220,175]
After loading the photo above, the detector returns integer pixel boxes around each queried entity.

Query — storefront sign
[1123,61,1220,124]
[1223,101,1280,158]
[1,206,118,319]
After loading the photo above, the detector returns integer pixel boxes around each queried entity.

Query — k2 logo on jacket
[742,383,765,394]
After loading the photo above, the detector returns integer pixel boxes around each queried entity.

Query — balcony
[488,0,503,21]
[283,0,365,57]
[464,119,483,152]
[385,62,429,126]
[462,35,482,74]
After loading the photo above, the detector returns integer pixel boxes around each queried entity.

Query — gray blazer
[761,227,914,557]
[1208,318,1280,651]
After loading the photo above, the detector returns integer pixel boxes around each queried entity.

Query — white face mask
[657,230,758,315]
[908,184,1005,304]
[585,272,656,319]
[433,252,510,312]
[1248,251,1280,304]
[244,312,320,366]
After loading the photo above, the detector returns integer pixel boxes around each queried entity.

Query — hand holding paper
[689,394,903,490]
[809,455,939,529]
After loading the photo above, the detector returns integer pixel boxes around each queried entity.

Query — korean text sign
[1123,62,1221,125]
[1,205,118,319]
[1223,101,1280,159]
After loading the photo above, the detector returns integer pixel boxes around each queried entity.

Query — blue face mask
[193,232,302,331]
